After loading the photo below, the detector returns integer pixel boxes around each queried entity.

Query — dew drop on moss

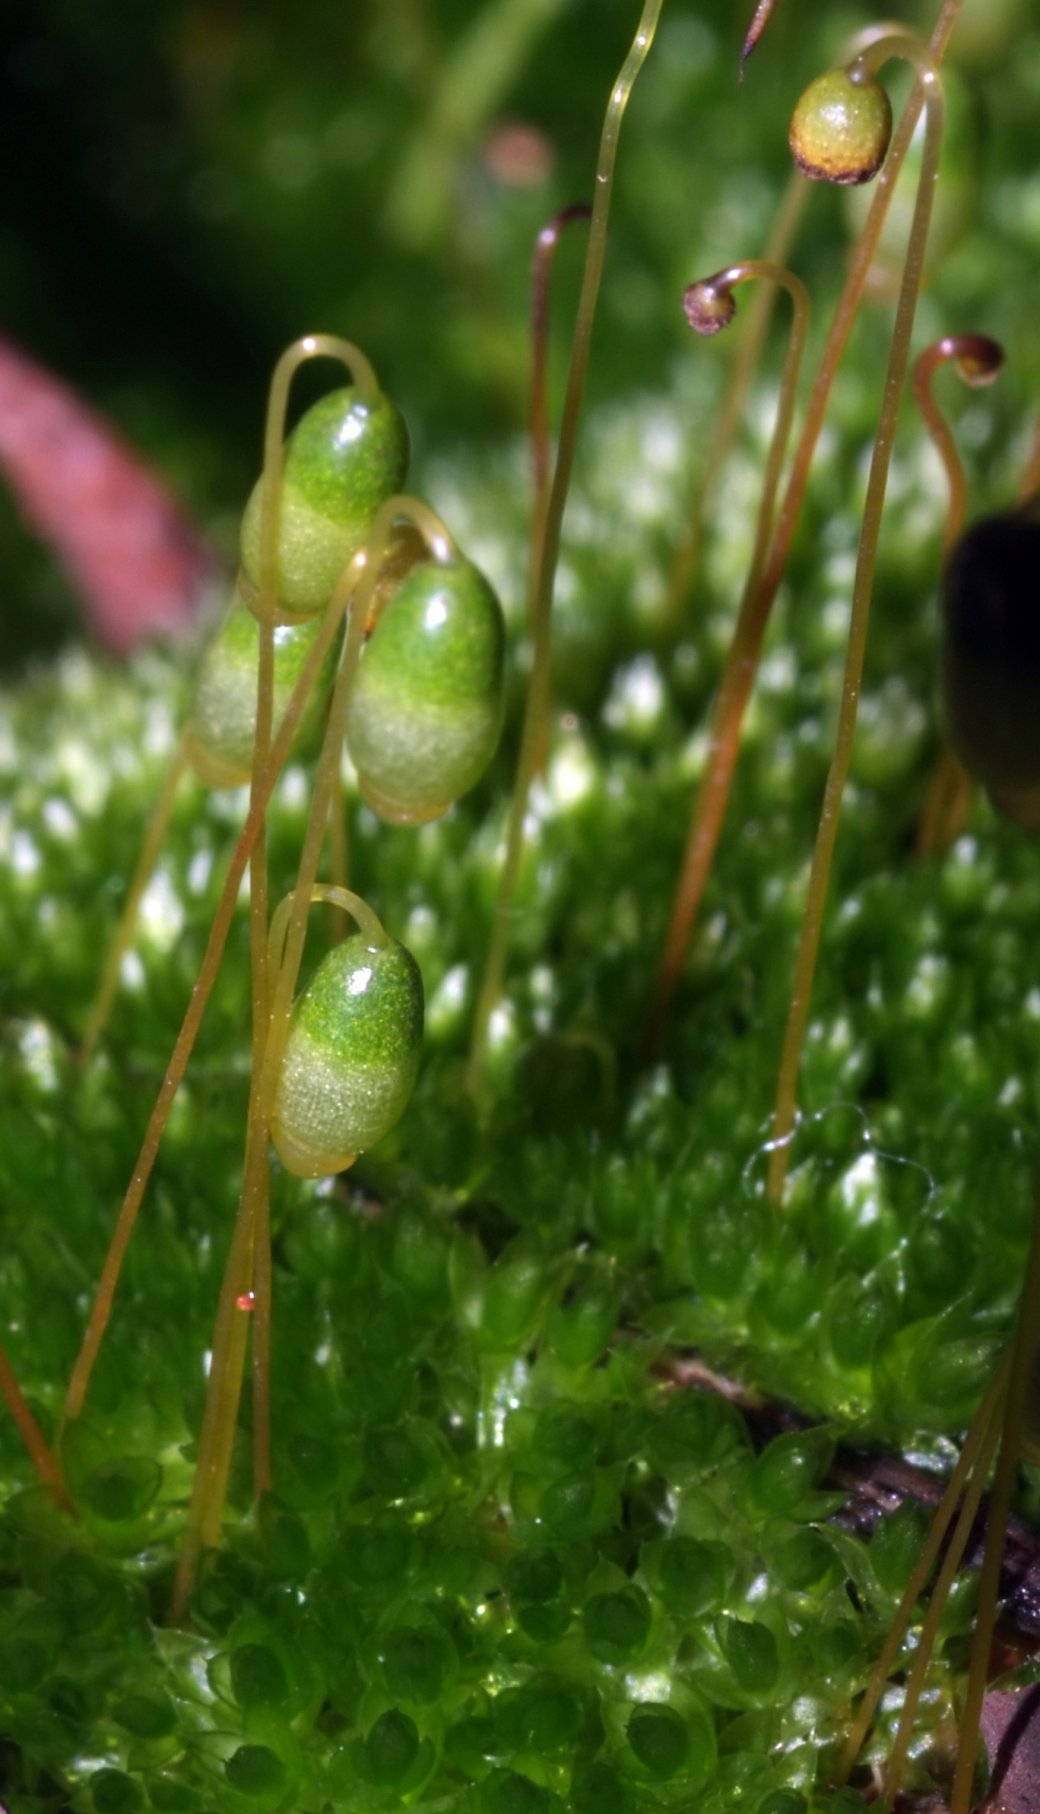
[480,1768,556,1814]
[91,1769,144,1814]
[545,1265,618,1368]
[82,1455,161,1522]
[112,1691,177,1738]
[366,1707,420,1785]
[341,1518,414,1589]
[516,1599,572,1642]
[536,1468,594,1538]
[869,1501,929,1594]
[224,1743,288,1798]
[480,1243,548,1347]
[812,1616,864,1681]
[627,1703,689,1779]
[657,1537,733,1615]
[647,1392,746,1478]
[0,1635,50,1691]
[283,1431,342,1503]
[496,1674,582,1751]
[570,1763,634,1814]
[717,1615,780,1694]
[744,1429,833,1518]
[769,1528,839,1593]
[53,1552,121,1635]
[228,1642,291,1709]
[379,1623,452,1704]
[258,1496,312,1579]
[582,1586,651,1662]
[530,1405,600,1476]
[504,1550,564,1603]
[445,1713,500,1776]
[49,1675,93,1726]
[146,1778,197,1811]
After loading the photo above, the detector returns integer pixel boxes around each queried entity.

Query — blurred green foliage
[1,0,1036,655]
[3,0,1040,1805]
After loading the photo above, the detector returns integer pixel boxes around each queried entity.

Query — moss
[239,389,410,615]
[0,357,1034,1802]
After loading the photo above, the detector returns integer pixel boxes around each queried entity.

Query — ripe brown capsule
[789,67,892,186]
[682,280,737,338]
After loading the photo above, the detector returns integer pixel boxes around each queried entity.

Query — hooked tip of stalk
[739,0,778,82]
[682,277,737,338]
[918,331,1005,392]
[954,336,1005,389]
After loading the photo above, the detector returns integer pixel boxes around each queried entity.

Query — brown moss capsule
[682,280,737,338]
[789,67,892,185]
[940,499,1040,831]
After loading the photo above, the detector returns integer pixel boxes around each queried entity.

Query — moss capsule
[682,279,737,337]
[346,555,505,824]
[271,931,423,1178]
[184,602,333,788]
[789,67,892,185]
[240,387,409,615]
[940,499,1040,831]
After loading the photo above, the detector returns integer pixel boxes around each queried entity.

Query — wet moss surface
[2,349,1040,1808]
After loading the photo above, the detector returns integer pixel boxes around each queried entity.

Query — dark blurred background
[0,0,1034,665]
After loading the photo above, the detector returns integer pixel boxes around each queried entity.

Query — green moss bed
[1,359,1039,1812]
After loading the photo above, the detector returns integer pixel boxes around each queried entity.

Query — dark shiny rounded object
[941,499,1040,830]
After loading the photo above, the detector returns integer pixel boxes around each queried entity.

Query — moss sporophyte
[2,0,1040,1808]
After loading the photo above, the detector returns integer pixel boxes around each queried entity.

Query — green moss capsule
[346,555,506,825]
[582,1586,651,1662]
[183,603,332,787]
[365,1709,421,1787]
[627,1704,690,1781]
[789,67,892,185]
[940,500,1040,831]
[271,931,423,1177]
[240,386,409,614]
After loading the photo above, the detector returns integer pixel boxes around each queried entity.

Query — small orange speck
[236,1291,255,1312]
[483,121,555,188]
